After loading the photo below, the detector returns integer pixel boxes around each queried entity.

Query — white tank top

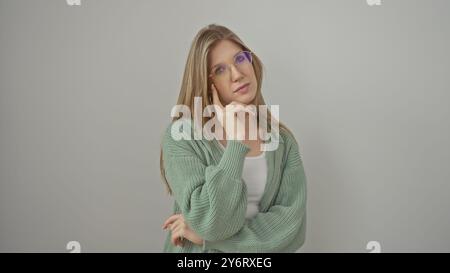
[242,152,267,219]
[217,141,267,219]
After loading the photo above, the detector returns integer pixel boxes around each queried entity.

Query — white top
[217,141,267,219]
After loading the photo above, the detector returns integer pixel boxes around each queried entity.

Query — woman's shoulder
[278,126,303,169]
[161,118,204,155]
[279,126,299,150]
[162,118,195,142]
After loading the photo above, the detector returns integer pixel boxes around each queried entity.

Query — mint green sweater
[161,120,307,253]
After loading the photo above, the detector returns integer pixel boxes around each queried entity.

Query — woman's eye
[215,66,225,75]
[235,54,245,63]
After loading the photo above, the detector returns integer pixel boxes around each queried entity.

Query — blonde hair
[160,24,293,195]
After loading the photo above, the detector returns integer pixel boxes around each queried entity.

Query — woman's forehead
[209,40,242,66]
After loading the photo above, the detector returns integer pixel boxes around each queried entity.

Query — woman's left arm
[203,134,307,253]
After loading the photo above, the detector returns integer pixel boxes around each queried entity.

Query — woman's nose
[230,64,244,82]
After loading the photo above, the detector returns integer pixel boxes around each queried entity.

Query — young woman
[160,24,307,253]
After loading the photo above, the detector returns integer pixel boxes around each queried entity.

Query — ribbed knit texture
[162,119,307,253]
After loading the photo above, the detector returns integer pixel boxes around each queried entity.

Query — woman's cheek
[222,91,234,104]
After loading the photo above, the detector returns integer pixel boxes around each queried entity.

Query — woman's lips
[234,83,250,94]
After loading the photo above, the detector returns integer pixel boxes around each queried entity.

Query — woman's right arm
[162,122,249,242]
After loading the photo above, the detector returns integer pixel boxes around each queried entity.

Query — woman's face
[208,40,258,105]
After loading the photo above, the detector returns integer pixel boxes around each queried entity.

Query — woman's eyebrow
[210,50,243,69]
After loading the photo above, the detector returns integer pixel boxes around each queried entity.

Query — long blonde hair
[160,24,293,195]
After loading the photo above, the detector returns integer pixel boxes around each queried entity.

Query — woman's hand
[163,214,204,247]
[211,84,256,141]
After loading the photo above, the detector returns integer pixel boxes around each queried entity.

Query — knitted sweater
[161,119,307,252]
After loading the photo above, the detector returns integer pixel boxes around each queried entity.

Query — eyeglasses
[209,51,253,80]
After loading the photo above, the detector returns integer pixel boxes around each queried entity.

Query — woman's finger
[211,84,224,110]
[171,218,182,230]
[171,229,179,246]
[227,102,255,115]
[171,228,184,247]
[228,101,244,107]
[173,225,184,246]
[163,213,181,227]
[162,214,181,229]
[247,105,257,116]
[227,104,250,117]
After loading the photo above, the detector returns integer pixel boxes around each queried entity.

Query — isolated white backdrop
[1,0,449,252]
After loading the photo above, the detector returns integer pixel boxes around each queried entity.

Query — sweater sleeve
[203,132,307,252]
[162,123,250,241]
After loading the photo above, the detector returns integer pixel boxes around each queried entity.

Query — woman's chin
[233,92,257,105]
